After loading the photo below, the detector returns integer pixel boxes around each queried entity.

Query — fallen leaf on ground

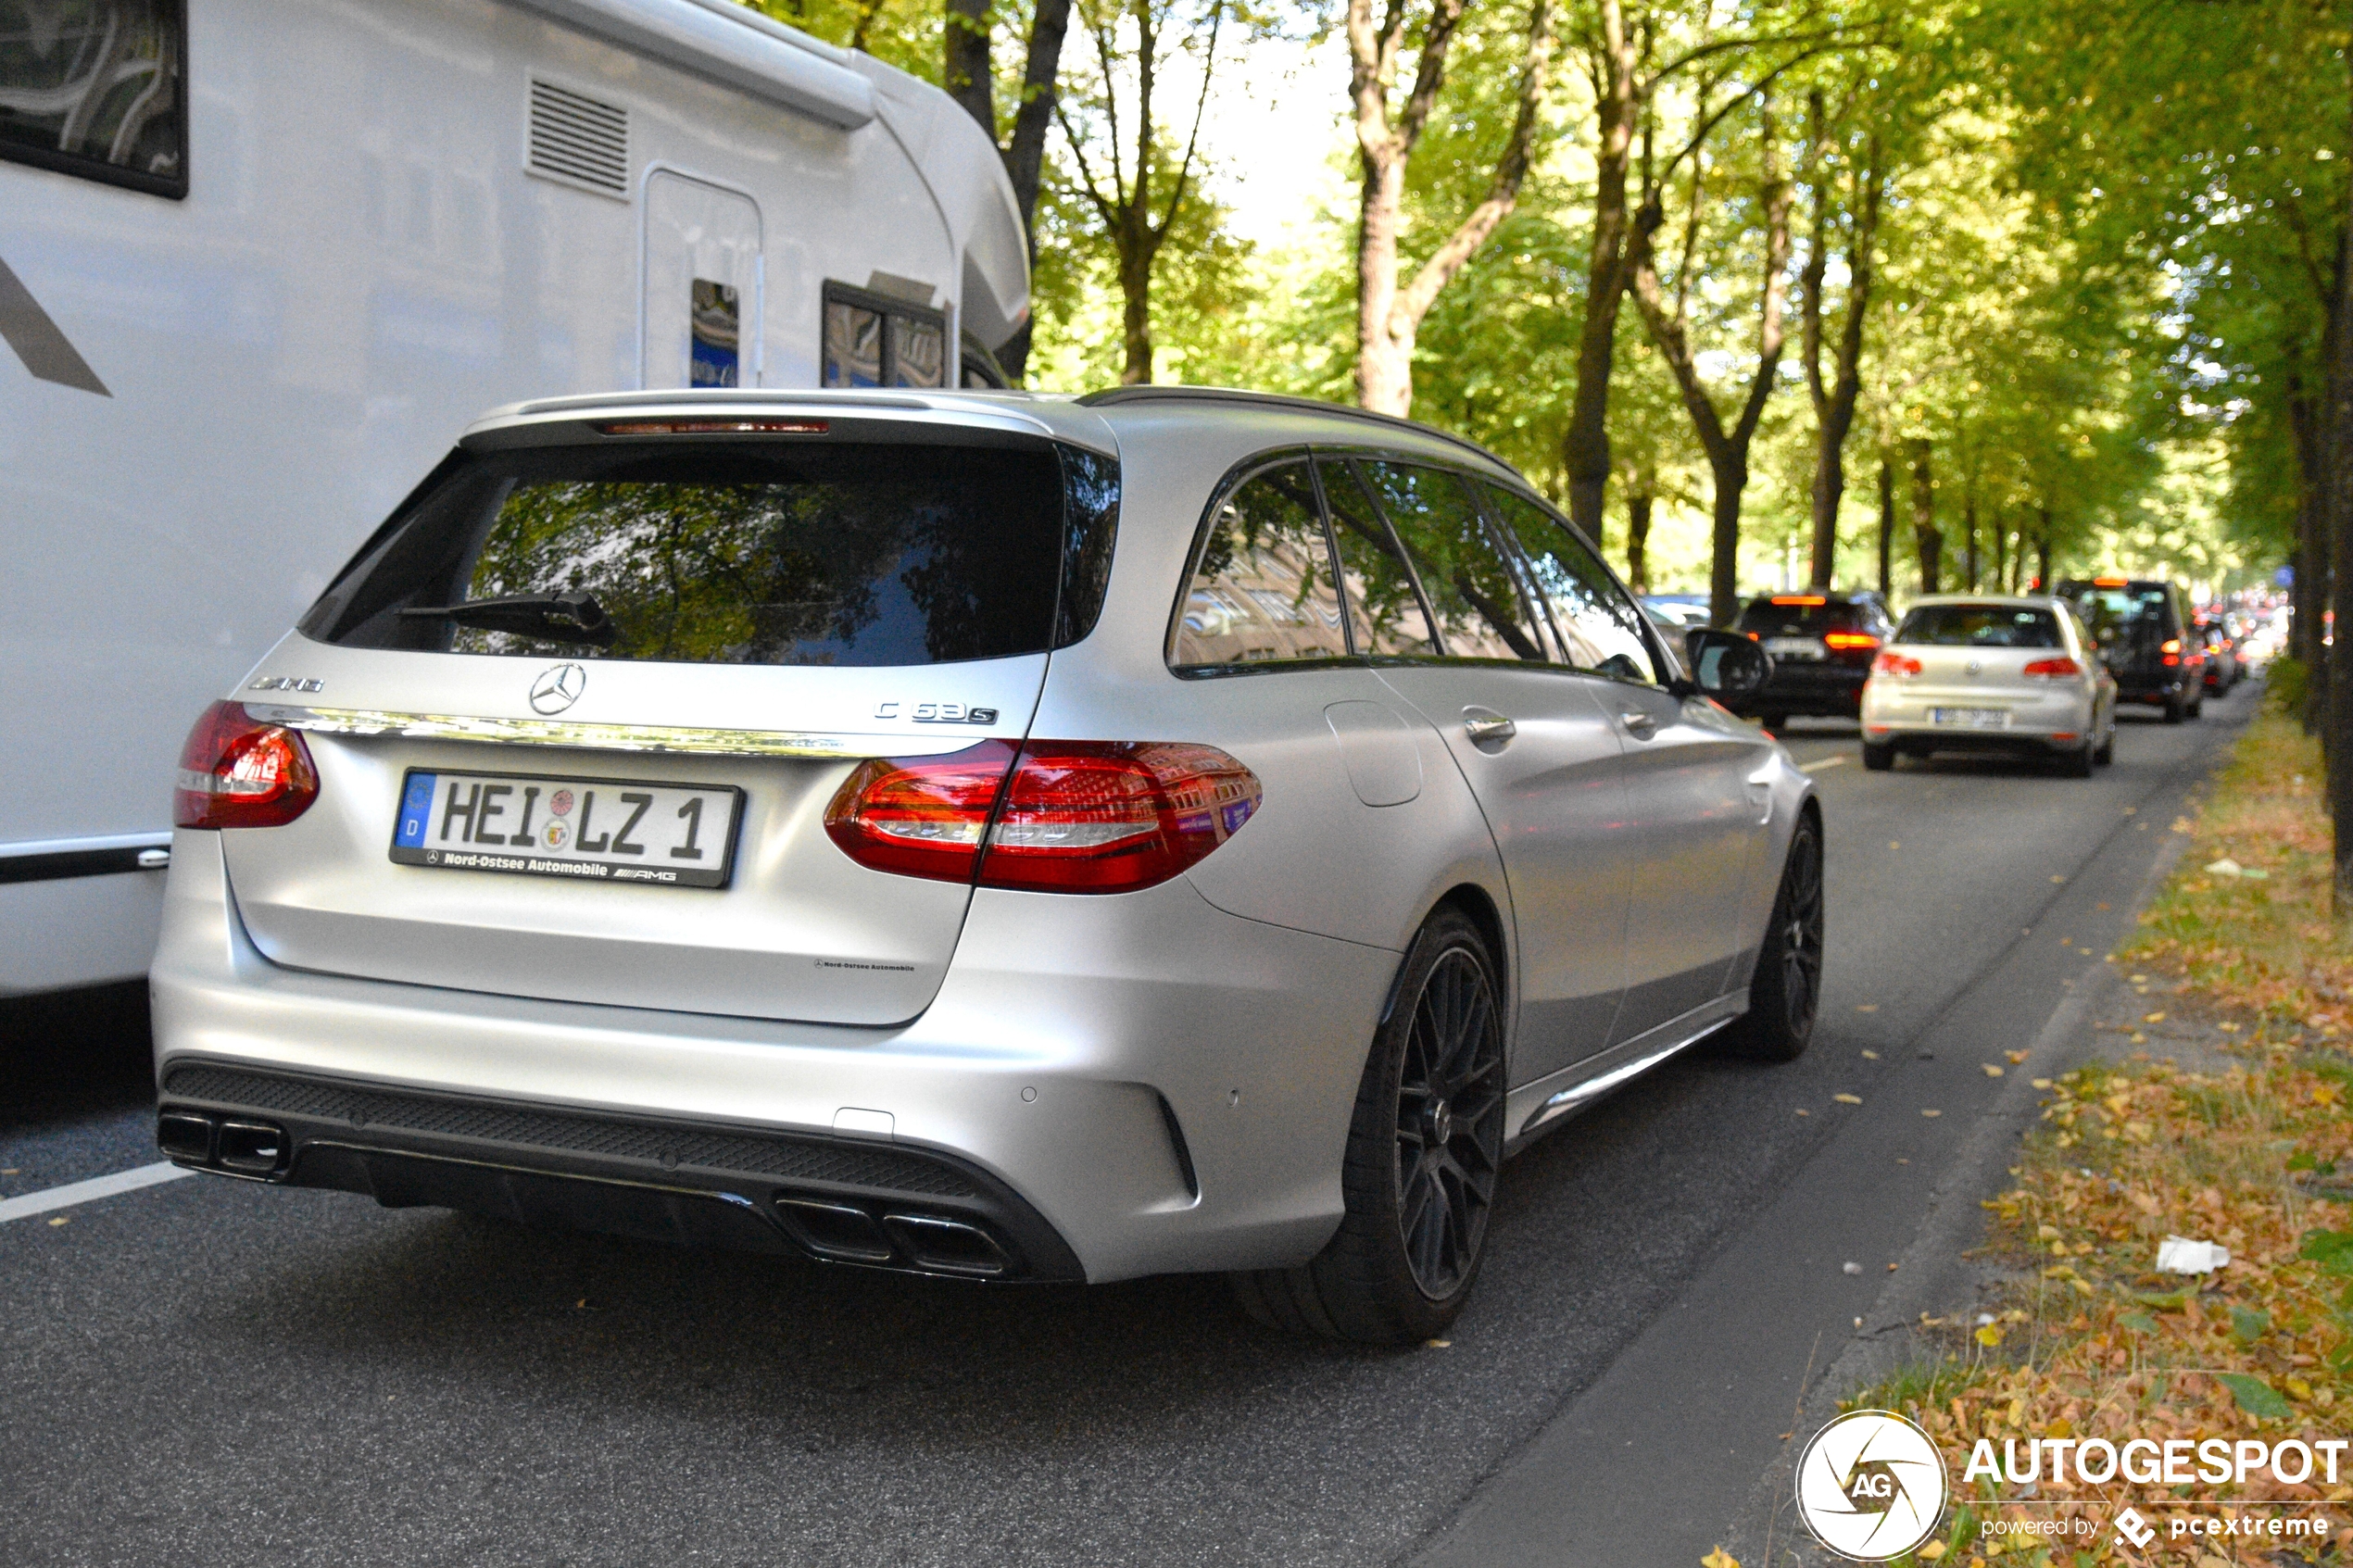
[47,1216,67,1227]
[2144,1010,2166,1023]
[1834,1094,1862,1105]
[1856,1003,1879,1012]
[1982,1064,2006,1077]
[1861,1049,1881,1060]
[1701,1549,1740,1568]
[1921,1109,1942,1117]
[2006,1049,2030,1063]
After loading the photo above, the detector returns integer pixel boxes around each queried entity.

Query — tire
[2093,728,2114,766]
[2061,742,2094,779]
[2162,691,2185,724]
[2188,695,2204,719]
[1231,908,1506,1345]
[1861,741,1895,771]
[1721,812,1824,1064]
[1758,713,1786,734]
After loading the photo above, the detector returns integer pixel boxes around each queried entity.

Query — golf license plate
[390,770,742,888]
[1764,636,1824,661]
[1929,708,2009,729]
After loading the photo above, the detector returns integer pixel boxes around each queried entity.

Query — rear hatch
[1888,602,2070,720]
[2063,581,2177,681]
[1734,596,1879,684]
[219,408,1116,1025]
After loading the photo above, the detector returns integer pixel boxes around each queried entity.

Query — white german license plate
[390,770,742,888]
[1930,708,2009,729]
[1764,637,1824,660]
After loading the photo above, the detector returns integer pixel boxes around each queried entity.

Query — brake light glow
[597,420,830,435]
[1871,652,1923,678]
[1823,632,1880,652]
[2021,657,2082,680]
[2160,638,2181,654]
[1770,595,1828,606]
[824,740,1261,894]
[2094,576,2129,587]
[173,701,320,829]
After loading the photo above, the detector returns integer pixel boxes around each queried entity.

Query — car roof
[1902,594,2067,608]
[458,385,1529,483]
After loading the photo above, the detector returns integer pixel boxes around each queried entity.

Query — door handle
[1462,708,1516,746]
[1619,710,1657,738]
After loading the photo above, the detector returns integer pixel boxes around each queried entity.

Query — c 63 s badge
[247,676,323,694]
[875,702,999,724]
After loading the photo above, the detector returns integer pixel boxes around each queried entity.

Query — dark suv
[1730,592,1896,728]
[2057,577,2202,721]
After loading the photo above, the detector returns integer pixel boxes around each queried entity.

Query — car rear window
[1735,598,1866,637]
[2064,583,2175,638]
[302,440,1113,668]
[1894,604,2062,648]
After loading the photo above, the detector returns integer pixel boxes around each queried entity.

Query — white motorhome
[1,0,1031,993]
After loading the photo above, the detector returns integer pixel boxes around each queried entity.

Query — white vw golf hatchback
[154,387,1819,1343]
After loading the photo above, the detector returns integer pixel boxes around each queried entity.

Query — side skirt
[1503,993,1745,1156]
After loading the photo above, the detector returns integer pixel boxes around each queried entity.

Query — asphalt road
[0,684,2254,1567]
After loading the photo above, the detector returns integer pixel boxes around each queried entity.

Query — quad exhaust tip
[775,1196,1013,1278]
[157,1109,288,1178]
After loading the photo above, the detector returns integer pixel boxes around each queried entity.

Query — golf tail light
[824,741,1020,884]
[2021,657,2082,680]
[981,743,1261,894]
[1871,652,1923,678]
[173,701,320,829]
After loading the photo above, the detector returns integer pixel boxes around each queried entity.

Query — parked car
[1860,596,2117,775]
[1642,595,1715,630]
[150,386,1816,1346]
[2196,621,2241,695]
[2057,577,2203,721]
[1728,592,1896,729]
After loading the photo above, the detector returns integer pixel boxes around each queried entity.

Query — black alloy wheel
[1723,813,1823,1063]
[1392,943,1506,1300]
[1230,908,1506,1344]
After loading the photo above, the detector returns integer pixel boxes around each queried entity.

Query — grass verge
[1795,694,2353,1567]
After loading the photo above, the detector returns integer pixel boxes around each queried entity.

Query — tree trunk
[2034,509,2052,593]
[1993,513,2007,592]
[944,0,994,132]
[2327,52,2353,912]
[1559,0,1637,538]
[993,0,1076,384]
[2290,370,2330,730]
[1801,124,1882,589]
[1907,438,1940,595]
[1626,484,1653,595]
[1628,95,1793,628]
[1877,458,1894,595]
[1964,493,1979,590]
[1118,225,1154,383]
[1352,0,1553,417]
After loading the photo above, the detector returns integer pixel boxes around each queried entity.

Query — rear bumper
[1861,684,2095,750]
[152,831,1398,1283]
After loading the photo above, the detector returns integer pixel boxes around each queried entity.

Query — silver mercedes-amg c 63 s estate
[152,386,1819,1344]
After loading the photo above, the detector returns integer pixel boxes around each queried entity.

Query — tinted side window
[1486,485,1658,684]
[1169,461,1350,669]
[1,0,186,197]
[1360,461,1544,662]
[1318,457,1439,659]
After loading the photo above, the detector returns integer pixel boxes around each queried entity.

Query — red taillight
[824,740,1261,894]
[2160,638,2182,655]
[823,740,1020,884]
[1871,651,1922,678]
[173,701,320,829]
[2021,657,2082,679]
[1823,632,1880,652]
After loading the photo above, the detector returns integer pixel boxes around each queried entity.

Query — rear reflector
[1871,652,1923,678]
[173,701,320,830]
[2021,657,2082,679]
[824,741,1261,894]
[1823,632,1880,652]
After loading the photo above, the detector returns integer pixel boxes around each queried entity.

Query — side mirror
[1683,628,1772,702]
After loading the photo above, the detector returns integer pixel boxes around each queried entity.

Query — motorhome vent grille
[526,77,629,198]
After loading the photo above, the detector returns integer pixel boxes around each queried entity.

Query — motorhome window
[821,282,950,389]
[0,0,188,197]
[310,443,1078,668]
[1169,460,1350,671]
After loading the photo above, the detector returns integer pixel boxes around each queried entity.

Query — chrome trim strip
[245,705,864,759]
[1504,993,1745,1150]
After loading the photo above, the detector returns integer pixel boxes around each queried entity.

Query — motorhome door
[641,171,763,388]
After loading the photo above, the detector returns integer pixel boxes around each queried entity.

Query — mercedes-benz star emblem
[530,663,587,716]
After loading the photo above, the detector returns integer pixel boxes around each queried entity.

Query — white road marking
[0,1161,195,1224]
[1801,756,1847,772]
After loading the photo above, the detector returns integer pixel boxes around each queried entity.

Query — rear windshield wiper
[397,589,618,647]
